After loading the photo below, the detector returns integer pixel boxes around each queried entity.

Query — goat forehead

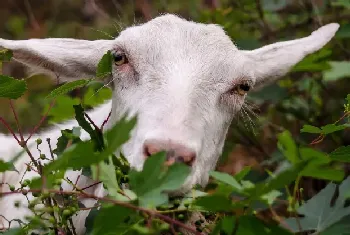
[117,14,237,59]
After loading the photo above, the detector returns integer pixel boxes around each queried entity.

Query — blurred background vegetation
[0,0,349,198]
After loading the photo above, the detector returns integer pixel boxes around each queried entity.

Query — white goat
[0,14,339,233]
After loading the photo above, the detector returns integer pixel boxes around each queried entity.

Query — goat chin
[0,101,112,233]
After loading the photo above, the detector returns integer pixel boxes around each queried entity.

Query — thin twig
[23,145,39,171]
[9,100,24,142]
[23,0,40,30]
[84,113,101,131]
[46,138,55,160]
[100,111,112,131]
[26,100,56,143]
[0,117,20,144]
[80,181,102,191]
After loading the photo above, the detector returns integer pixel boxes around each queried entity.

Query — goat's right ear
[242,23,339,90]
[0,38,115,80]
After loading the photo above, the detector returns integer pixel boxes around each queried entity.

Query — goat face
[0,14,339,192]
[109,15,250,190]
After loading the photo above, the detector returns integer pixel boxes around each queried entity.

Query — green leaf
[302,167,345,181]
[277,130,299,164]
[323,61,350,82]
[92,205,135,235]
[45,115,136,173]
[236,216,291,235]
[299,147,329,164]
[285,176,350,233]
[234,166,251,181]
[74,104,104,151]
[44,141,97,172]
[0,148,26,173]
[0,49,13,62]
[301,124,347,135]
[211,216,235,235]
[336,24,350,39]
[299,148,344,181]
[0,228,25,235]
[330,146,350,163]
[129,153,191,208]
[92,158,133,202]
[96,115,137,162]
[29,170,65,189]
[261,190,282,206]
[209,171,242,191]
[292,49,332,72]
[331,0,350,9]
[301,125,322,134]
[214,215,292,235]
[46,79,91,99]
[83,86,112,108]
[45,95,80,123]
[0,159,15,172]
[96,50,113,78]
[94,158,120,191]
[262,161,305,194]
[246,161,307,199]
[321,124,347,135]
[53,127,82,155]
[0,75,27,99]
[194,194,235,212]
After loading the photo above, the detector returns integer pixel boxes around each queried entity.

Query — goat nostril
[144,143,162,157]
[144,147,151,157]
[175,156,185,163]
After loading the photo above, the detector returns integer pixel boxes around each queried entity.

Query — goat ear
[0,38,115,81]
[242,23,339,90]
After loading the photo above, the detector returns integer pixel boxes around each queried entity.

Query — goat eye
[113,53,128,66]
[230,83,250,96]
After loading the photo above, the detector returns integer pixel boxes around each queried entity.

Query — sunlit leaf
[0,75,27,99]
[129,153,191,208]
[96,50,113,78]
[46,79,91,99]
[209,171,242,191]
[45,95,80,123]
[321,124,347,135]
[92,205,136,235]
[194,194,236,212]
[277,130,299,164]
[301,125,322,134]
[330,146,350,163]
[323,61,350,82]
[74,104,104,151]
[0,159,15,172]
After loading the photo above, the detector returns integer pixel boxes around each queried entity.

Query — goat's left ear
[0,38,115,81]
[242,23,339,90]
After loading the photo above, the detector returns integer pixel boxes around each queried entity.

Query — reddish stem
[26,100,56,143]
[9,100,24,142]
[100,111,112,131]
[0,117,20,144]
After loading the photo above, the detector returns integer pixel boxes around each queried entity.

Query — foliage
[0,1,350,234]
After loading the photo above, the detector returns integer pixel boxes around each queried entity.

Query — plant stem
[9,100,24,142]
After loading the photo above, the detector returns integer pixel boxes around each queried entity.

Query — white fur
[0,14,339,233]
